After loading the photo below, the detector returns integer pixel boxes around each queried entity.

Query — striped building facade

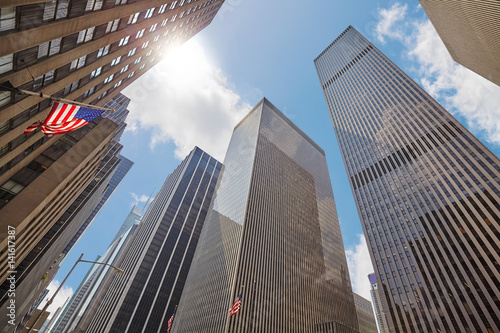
[315,26,500,332]
[419,0,500,86]
[173,98,359,333]
[85,147,221,333]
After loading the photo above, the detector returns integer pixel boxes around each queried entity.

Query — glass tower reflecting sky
[173,98,358,333]
[315,26,500,333]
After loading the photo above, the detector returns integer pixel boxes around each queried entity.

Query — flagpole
[168,305,177,332]
[17,89,115,112]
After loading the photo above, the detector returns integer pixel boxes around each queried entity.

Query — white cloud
[345,234,374,300]
[123,39,251,161]
[37,280,73,320]
[376,3,500,146]
[130,192,150,204]
[375,3,408,44]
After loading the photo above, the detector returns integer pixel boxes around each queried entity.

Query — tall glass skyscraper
[315,26,500,333]
[85,147,222,333]
[173,98,358,333]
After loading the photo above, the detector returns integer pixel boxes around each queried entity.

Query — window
[127,72,135,79]
[171,14,177,22]
[37,38,62,58]
[0,54,14,75]
[97,45,110,57]
[118,35,130,46]
[83,86,95,98]
[153,35,159,42]
[70,55,87,70]
[128,48,137,57]
[43,1,56,20]
[0,7,16,31]
[106,19,120,33]
[128,12,139,24]
[63,80,79,95]
[55,0,69,19]
[104,74,114,84]
[0,91,10,108]
[98,90,108,100]
[144,8,155,19]
[110,56,121,66]
[134,57,141,64]
[179,0,185,6]
[120,65,129,73]
[90,67,102,78]
[139,64,145,70]
[146,50,152,57]
[136,29,145,39]
[141,41,149,49]
[115,0,127,4]
[0,119,9,135]
[161,19,168,27]
[113,80,122,88]
[0,180,25,202]
[170,1,178,10]
[77,27,95,43]
[33,70,55,90]
[86,0,103,11]
[158,4,168,13]
[150,23,157,32]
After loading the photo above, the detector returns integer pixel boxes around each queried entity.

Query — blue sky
[45,0,500,315]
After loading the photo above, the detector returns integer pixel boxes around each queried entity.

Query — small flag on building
[228,293,242,317]
[24,101,105,136]
[167,305,177,332]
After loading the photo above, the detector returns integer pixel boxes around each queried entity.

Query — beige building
[0,0,224,330]
[419,0,500,86]
[353,293,378,333]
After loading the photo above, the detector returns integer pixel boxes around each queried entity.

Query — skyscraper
[173,98,358,333]
[353,293,378,333]
[60,93,135,260]
[85,147,222,333]
[418,0,500,86]
[315,26,500,332]
[50,206,142,333]
[368,273,389,333]
[0,116,118,333]
[0,91,134,331]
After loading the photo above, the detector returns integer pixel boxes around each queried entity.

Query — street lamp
[26,253,124,333]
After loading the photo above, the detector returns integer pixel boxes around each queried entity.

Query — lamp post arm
[78,259,122,273]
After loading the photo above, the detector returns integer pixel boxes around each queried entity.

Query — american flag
[228,293,242,317]
[24,102,105,136]
[167,306,176,332]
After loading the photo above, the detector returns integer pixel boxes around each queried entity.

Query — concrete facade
[419,0,500,86]
[353,293,378,333]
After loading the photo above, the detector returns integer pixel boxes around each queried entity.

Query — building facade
[418,0,500,86]
[0,2,223,329]
[85,147,222,333]
[368,273,389,333]
[173,98,358,333]
[353,293,378,333]
[315,26,500,332]
[50,206,142,333]
[60,92,134,260]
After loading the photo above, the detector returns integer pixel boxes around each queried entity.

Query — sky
[43,0,500,318]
